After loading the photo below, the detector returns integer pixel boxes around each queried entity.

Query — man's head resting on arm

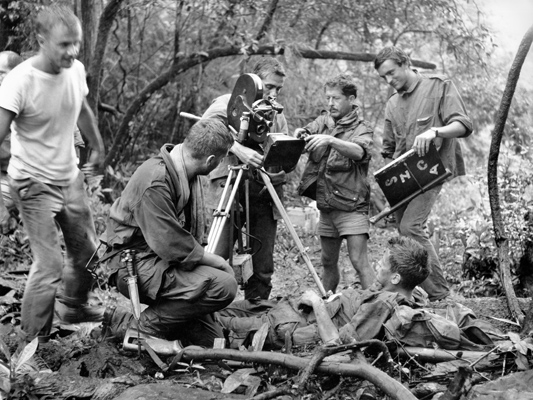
[251,57,286,101]
[376,236,430,296]
[183,118,234,175]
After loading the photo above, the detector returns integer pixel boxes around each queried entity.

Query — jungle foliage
[0,0,532,296]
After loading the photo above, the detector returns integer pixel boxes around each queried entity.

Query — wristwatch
[430,127,440,138]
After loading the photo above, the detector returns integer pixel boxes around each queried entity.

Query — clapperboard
[370,141,451,223]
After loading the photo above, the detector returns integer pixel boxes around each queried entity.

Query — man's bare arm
[299,289,340,345]
[199,251,235,277]
[77,98,105,171]
[0,107,16,234]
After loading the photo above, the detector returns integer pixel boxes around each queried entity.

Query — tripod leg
[206,168,245,254]
[258,169,327,297]
[207,169,235,247]
[244,178,250,252]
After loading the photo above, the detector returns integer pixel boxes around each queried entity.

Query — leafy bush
[431,149,533,297]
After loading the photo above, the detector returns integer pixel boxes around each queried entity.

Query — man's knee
[349,257,365,273]
[215,273,238,306]
[398,219,423,238]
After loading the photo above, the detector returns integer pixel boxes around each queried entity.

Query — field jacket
[297,107,373,212]
[382,72,473,178]
[104,144,205,292]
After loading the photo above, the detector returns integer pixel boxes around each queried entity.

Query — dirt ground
[0,219,531,399]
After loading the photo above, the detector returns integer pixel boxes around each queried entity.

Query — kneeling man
[102,119,238,347]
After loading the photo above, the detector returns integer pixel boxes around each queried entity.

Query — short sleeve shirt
[0,58,88,184]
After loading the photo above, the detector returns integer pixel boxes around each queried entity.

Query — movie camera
[179,73,326,297]
[226,73,305,172]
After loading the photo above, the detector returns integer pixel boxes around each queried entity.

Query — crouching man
[102,119,238,348]
[218,236,430,348]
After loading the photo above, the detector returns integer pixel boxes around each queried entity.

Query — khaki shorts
[318,210,369,238]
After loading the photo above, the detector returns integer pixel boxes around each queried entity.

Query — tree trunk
[0,0,10,51]
[79,1,101,69]
[86,0,124,114]
[487,24,533,326]
[255,0,280,41]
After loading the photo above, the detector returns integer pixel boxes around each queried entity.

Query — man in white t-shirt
[0,5,105,344]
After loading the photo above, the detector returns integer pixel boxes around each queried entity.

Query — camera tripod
[205,162,327,297]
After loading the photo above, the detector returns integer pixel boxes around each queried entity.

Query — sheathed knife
[122,249,142,356]
[122,250,141,320]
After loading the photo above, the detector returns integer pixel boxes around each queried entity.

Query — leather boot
[100,304,134,341]
[55,300,105,324]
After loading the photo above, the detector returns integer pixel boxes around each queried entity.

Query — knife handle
[122,249,136,277]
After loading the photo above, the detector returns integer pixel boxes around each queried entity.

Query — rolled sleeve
[202,94,231,124]
[440,80,473,137]
[351,125,373,162]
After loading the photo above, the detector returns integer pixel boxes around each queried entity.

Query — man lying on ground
[218,235,431,348]
[218,236,502,350]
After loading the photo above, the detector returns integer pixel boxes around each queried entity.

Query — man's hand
[412,128,437,157]
[304,134,333,153]
[81,148,104,180]
[299,289,322,308]
[201,252,235,277]
[231,142,263,169]
[0,205,16,236]
[294,128,309,139]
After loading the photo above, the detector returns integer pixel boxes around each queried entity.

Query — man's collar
[397,69,421,96]
[329,106,359,127]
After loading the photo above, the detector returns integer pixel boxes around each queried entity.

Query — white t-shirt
[0,58,88,185]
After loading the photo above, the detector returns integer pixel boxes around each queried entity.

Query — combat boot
[55,300,105,324]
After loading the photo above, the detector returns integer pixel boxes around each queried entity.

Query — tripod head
[227,73,304,172]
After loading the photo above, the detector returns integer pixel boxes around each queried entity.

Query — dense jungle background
[0,0,532,399]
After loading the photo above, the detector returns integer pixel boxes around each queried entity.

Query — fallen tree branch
[298,345,341,391]
[293,47,436,69]
[297,342,390,391]
[182,347,416,400]
[104,44,437,168]
[397,347,495,364]
[251,385,293,400]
